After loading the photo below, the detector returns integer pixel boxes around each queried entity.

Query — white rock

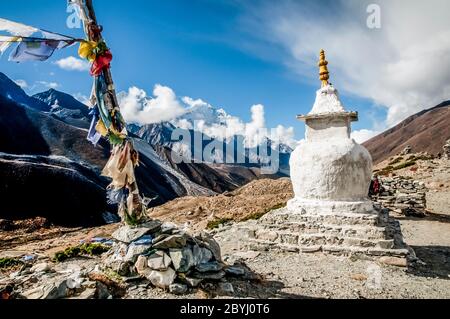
[147,268,176,289]
[30,262,51,273]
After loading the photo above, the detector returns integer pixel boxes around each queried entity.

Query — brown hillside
[363,101,450,164]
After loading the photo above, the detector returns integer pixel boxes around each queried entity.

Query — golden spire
[318,49,330,87]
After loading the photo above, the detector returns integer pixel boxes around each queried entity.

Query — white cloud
[14,79,28,89]
[54,56,90,72]
[118,84,297,148]
[185,102,297,148]
[36,81,60,89]
[239,0,450,128]
[351,129,380,144]
[73,93,91,106]
[119,85,187,124]
[182,97,209,108]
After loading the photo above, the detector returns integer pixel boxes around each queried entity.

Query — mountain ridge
[363,100,450,163]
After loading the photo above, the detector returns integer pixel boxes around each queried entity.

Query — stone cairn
[228,50,412,262]
[443,139,450,159]
[104,220,246,294]
[371,177,427,217]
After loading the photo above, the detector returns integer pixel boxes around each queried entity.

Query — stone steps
[246,238,409,258]
[250,228,394,249]
[258,223,388,240]
[261,208,381,227]
[233,205,411,260]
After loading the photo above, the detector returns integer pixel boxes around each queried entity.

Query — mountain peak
[0,72,50,112]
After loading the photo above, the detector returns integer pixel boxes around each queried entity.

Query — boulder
[30,262,51,273]
[192,245,213,265]
[179,275,203,288]
[42,279,70,299]
[96,282,112,299]
[147,251,172,271]
[135,255,148,274]
[147,268,176,289]
[169,283,188,295]
[160,222,179,234]
[152,234,187,249]
[224,265,245,276]
[169,248,195,273]
[112,221,161,244]
[195,233,222,262]
[196,261,223,273]
[124,243,152,263]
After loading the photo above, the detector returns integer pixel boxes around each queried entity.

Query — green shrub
[206,218,233,230]
[393,161,416,171]
[0,258,22,269]
[241,202,287,222]
[53,243,110,262]
[388,157,403,165]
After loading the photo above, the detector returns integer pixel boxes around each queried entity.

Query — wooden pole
[84,0,144,224]
[84,0,120,115]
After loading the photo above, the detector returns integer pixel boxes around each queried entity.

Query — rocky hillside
[364,100,450,164]
[0,94,197,225]
[148,178,293,231]
[0,73,49,112]
[33,89,91,129]
[0,72,280,225]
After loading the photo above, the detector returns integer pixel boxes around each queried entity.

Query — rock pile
[400,145,412,155]
[443,139,450,159]
[1,219,250,299]
[371,176,427,216]
[104,219,245,294]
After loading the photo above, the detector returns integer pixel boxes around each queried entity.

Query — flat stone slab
[112,220,162,243]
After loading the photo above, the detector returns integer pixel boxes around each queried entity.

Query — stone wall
[371,176,427,214]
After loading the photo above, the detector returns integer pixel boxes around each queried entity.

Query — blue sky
[1,0,448,142]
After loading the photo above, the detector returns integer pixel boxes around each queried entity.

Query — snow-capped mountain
[173,100,293,154]
[0,72,49,112]
[0,72,282,225]
[178,100,230,127]
[33,89,91,128]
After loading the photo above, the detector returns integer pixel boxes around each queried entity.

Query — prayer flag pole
[82,0,146,225]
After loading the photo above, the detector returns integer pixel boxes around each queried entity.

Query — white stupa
[240,50,411,260]
[289,49,373,215]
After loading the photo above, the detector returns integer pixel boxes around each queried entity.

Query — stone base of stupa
[235,199,413,261]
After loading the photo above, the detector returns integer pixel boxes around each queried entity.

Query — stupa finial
[318,49,330,87]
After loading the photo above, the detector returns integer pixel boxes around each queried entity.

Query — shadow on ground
[408,245,450,280]
[396,212,450,224]
[200,263,314,299]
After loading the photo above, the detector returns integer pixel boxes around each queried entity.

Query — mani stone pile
[372,177,427,217]
[105,219,245,294]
